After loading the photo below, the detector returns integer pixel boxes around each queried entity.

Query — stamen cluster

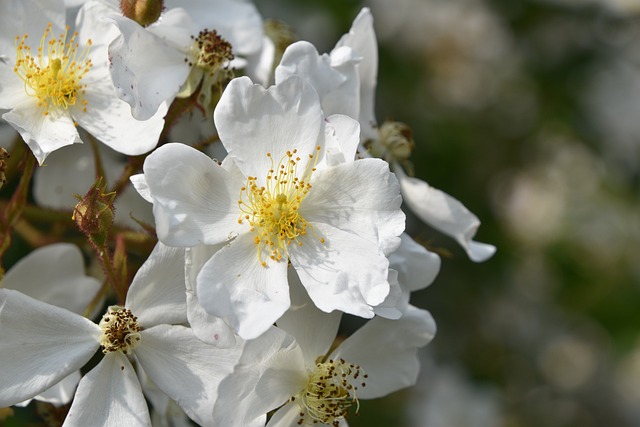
[294,358,367,426]
[13,23,92,116]
[188,29,234,76]
[98,306,141,354]
[237,146,322,265]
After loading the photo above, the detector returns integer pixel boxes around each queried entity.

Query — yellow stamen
[13,23,92,116]
[237,146,324,265]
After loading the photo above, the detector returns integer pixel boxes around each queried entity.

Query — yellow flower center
[13,23,92,117]
[99,306,141,355]
[237,146,323,266]
[293,358,367,427]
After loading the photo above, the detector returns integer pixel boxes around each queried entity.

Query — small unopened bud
[120,0,164,27]
[378,121,415,162]
[73,179,116,248]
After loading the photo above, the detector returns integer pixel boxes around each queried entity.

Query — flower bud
[73,179,116,248]
[120,0,164,27]
[0,148,10,189]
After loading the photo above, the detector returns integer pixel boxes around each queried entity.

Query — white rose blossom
[133,75,405,339]
[276,7,496,262]
[212,278,437,427]
[105,0,264,120]
[0,243,244,426]
[0,0,166,164]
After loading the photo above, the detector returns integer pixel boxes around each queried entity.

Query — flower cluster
[0,0,494,426]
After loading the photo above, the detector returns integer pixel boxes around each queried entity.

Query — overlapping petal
[0,289,100,406]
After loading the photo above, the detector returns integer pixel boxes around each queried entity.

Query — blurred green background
[259,0,640,426]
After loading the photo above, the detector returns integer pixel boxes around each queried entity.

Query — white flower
[0,0,166,164]
[1,243,101,407]
[275,8,496,262]
[135,75,405,339]
[0,243,242,426]
[106,0,264,120]
[213,280,436,427]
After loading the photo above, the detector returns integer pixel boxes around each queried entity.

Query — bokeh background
[259,0,640,426]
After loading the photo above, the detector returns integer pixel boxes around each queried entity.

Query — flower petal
[214,75,324,185]
[196,232,290,339]
[213,326,297,426]
[394,165,496,262]
[65,352,150,427]
[275,41,360,120]
[125,243,187,328]
[165,0,264,56]
[302,157,405,256]
[0,289,100,406]
[3,243,100,315]
[17,371,81,407]
[322,114,360,167]
[143,143,243,246]
[3,103,81,165]
[335,7,378,141]
[276,270,342,367]
[107,13,192,120]
[265,401,305,427]
[290,222,390,318]
[71,75,166,156]
[134,324,243,427]
[390,233,441,292]
[331,305,436,399]
[185,244,238,348]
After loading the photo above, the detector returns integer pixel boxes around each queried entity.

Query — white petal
[185,244,237,347]
[394,166,496,262]
[322,114,360,167]
[390,233,441,292]
[275,41,360,119]
[165,0,264,55]
[28,371,81,407]
[331,305,436,399]
[373,269,406,320]
[214,76,324,185]
[3,103,81,164]
[265,402,303,427]
[335,7,378,140]
[196,232,290,339]
[72,76,166,156]
[0,0,65,56]
[290,222,389,317]
[143,143,243,246]
[213,327,298,426]
[3,243,100,315]
[64,352,150,427]
[302,158,405,256]
[0,289,100,406]
[108,14,191,120]
[130,173,153,203]
[125,243,187,327]
[276,270,342,367]
[0,62,29,110]
[134,324,243,426]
